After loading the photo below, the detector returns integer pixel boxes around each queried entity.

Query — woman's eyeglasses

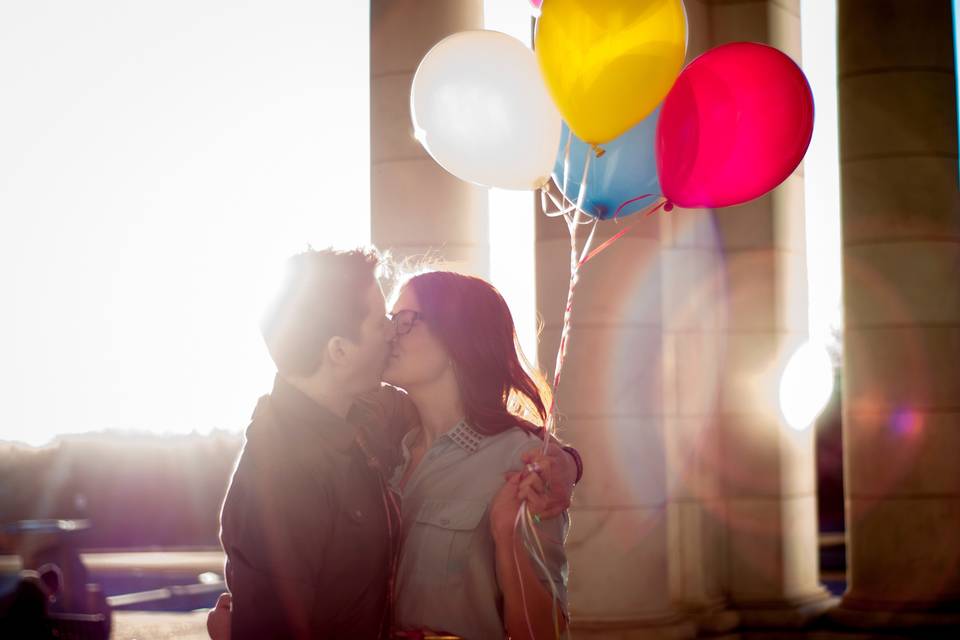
[389,309,423,336]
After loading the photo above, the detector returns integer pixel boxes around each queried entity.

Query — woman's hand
[489,472,523,543]
[492,470,570,640]
[519,444,577,519]
[206,592,232,640]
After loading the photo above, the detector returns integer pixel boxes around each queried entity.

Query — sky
[0,1,370,445]
[800,0,843,347]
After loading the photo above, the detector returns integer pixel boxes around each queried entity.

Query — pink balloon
[656,42,814,209]
[530,0,543,7]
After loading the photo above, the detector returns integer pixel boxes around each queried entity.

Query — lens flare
[779,341,835,431]
[891,407,924,438]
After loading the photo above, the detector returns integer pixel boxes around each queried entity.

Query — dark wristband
[561,445,584,485]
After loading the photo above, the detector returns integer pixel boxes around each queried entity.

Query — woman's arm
[490,474,568,640]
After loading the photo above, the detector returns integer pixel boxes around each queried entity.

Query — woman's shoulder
[477,420,544,455]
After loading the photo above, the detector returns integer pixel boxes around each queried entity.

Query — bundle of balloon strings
[514,131,669,639]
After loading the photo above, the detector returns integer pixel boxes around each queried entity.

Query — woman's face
[382,286,451,390]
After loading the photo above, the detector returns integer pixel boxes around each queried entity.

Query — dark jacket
[220,378,409,640]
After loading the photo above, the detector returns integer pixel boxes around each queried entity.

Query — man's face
[339,281,393,394]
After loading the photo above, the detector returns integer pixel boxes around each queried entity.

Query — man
[215,248,580,639]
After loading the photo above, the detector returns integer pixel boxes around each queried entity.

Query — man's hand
[518,443,577,519]
[207,592,232,640]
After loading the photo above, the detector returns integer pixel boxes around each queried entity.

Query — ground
[112,610,208,640]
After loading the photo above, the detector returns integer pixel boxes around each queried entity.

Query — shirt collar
[268,375,357,453]
[444,420,486,453]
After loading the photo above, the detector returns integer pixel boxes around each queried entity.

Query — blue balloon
[552,107,662,219]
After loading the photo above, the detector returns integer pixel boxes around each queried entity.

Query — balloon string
[512,506,537,640]
[571,151,591,227]
[511,506,563,640]
[522,158,670,640]
[580,198,669,266]
[543,188,594,223]
[514,151,595,640]
[560,128,574,225]
[522,504,562,640]
[541,187,580,220]
[543,151,594,446]
[542,190,580,218]
[612,193,656,221]
[578,217,600,265]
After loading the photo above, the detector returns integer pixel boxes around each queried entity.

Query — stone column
[662,204,735,635]
[687,0,831,629]
[662,1,738,634]
[833,0,960,631]
[370,0,489,277]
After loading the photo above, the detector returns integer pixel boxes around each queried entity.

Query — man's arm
[220,442,332,639]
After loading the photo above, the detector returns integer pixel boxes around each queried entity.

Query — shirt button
[355,510,363,518]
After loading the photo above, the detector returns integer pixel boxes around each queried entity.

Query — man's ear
[326,336,349,365]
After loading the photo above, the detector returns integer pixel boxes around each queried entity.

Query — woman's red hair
[401,271,552,436]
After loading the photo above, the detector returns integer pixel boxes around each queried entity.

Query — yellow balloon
[536,0,688,145]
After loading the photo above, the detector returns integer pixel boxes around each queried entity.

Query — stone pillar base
[826,602,960,636]
[684,607,740,637]
[572,612,698,639]
[732,589,837,629]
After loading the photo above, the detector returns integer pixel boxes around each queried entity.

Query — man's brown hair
[260,247,382,376]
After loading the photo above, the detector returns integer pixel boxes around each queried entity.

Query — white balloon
[411,30,561,191]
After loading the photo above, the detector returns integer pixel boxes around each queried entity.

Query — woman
[384,271,568,639]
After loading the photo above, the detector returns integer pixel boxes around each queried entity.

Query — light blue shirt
[391,420,569,639]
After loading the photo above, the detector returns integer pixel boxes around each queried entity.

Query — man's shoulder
[234,395,339,483]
